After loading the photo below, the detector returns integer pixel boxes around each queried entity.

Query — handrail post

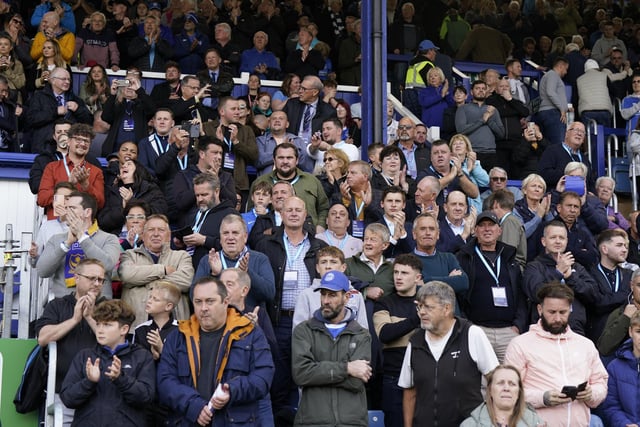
[586,119,598,165]
[633,154,639,211]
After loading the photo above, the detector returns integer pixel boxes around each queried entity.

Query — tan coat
[119,244,194,327]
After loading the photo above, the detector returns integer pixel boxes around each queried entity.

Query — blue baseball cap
[418,40,439,51]
[316,271,349,292]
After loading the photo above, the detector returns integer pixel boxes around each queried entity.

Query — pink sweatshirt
[504,321,608,427]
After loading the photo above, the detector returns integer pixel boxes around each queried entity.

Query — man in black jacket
[254,196,326,424]
[282,75,336,144]
[26,68,93,154]
[523,220,600,336]
[178,173,237,268]
[456,211,527,361]
[588,229,633,342]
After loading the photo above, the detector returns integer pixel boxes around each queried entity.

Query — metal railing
[586,118,598,165]
[45,341,62,427]
[606,133,620,211]
[633,154,640,211]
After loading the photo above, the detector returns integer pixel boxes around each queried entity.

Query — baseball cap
[475,211,499,225]
[185,13,199,23]
[316,271,349,293]
[148,2,162,11]
[584,59,599,72]
[418,40,439,51]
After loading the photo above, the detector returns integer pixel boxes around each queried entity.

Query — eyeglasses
[568,128,586,135]
[324,157,336,162]
[633,81,640,84]
[490,177,507,182]
[299,86,316,92]
[10,19,23,26]
[185,85,200,90]
[72,137,91,145]
[415,302,443,313]
[126,214,146,220]
[76,273,106,284]
[397,125,414,130]
[52,76,71,82]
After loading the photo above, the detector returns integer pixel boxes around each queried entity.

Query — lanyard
[192,209,210,234]
[500,212,511,225]
[272,174,300,185]
[152,134,167,155]
[283,234,306,268]
[62,154,72,179]
[429,165,443,178]
[475,246,502,286]
[354,199,365,219]
[223,136,233,151]
[562,143,582,162]
[324,231,347,249]
[220,246,248,269]
[597,264,620,292]
[177,154,188,170]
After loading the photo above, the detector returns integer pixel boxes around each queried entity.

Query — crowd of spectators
[14,0,640,426]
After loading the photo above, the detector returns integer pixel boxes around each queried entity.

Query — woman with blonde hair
[461,365,545,426]
[450,133,489,212]
[34,38,68,89]
[319,147,350,200]
[418,66,453,128]
[513,173,553,261]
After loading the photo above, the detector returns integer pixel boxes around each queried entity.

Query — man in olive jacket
[292,271,371,426]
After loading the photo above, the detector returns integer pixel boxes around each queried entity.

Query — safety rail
[45,341,61,427]
[586,118,598,166]
[606,133,620,211]
[633,153,639,211]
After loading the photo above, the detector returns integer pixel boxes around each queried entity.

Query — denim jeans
[536,109,566,145]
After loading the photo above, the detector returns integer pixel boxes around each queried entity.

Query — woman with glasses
[98,159,167,235]
[119,200,151,250]
[3,13,33,73]
[319,148,350,200]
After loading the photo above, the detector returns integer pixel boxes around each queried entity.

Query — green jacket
[292,309,371,426]
[250,168,329,227]
[345,254,395,298]
[460,402,544,427]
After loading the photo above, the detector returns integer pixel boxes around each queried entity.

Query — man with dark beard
[250,142,329,232]
[504,282,608,427]
[455,79,505,171]
[291,270,371,426]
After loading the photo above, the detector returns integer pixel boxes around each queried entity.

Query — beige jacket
[118,244,194,327]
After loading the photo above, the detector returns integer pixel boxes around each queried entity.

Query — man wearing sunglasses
[480,167,523,208]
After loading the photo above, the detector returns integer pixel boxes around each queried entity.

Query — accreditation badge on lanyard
[223,137,235,169]
[283,235,304,292]
[352,200,365,238]
[187,209,210,256]
[475,247,507,307]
